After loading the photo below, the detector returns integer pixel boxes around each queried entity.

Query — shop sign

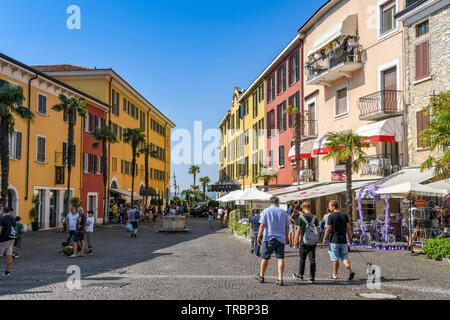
[414,200,427,207]
[331,171,346,182]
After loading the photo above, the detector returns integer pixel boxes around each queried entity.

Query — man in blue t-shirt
[128,206,141,238]
[256,197,291,286]
[249,210,261,257]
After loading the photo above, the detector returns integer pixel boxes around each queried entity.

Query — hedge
[423,236,450,261]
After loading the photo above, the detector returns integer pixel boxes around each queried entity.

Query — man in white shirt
[217,207,224,227]
[66,207,79,243]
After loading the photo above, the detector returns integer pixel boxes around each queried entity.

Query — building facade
[33,66,175,207]
[396,0,450,167]
[0,53,109,230]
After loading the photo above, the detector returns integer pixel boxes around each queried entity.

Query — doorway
[49,190,59,228]
[88,194,98,220]
[382,66,397,112]
[38,190,46,229]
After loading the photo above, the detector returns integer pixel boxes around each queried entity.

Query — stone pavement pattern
[0,217,449,300]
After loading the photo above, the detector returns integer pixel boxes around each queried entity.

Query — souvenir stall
[375,182,448,252]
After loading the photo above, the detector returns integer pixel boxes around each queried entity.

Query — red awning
[288,139,315,162]
[355,116,404,143]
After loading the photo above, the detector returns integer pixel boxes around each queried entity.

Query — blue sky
[0,0,326,192]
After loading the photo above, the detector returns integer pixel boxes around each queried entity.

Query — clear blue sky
[0,0,326,192]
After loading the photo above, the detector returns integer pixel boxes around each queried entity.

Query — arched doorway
[7,188,18,217]
[110,181,118,190]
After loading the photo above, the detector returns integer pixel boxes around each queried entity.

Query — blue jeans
[253,232,261,257]
[66,230,76,243]
[329,243,349,262]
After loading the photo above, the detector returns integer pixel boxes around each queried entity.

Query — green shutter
[16,132,22,160]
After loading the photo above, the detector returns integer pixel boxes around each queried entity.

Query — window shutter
[63,142,68,165]
[423,40,429,78]
[16,132,22,160]
[415,41,429,80]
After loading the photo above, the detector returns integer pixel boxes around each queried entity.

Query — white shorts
[0,240,14,256]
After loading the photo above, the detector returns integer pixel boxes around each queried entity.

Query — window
[116,91,120,116]
[36,136,46,163]
[123,98,127,112]
[380,0,396,35]
[269,150,273,168]
[277,104,282,131]
[415,40,430,81]
[131,104,135,118]
[83,153,89,173]
[282,101,287,132]
[38,93,47,115]
[282,62,286,92]
[335,87,348,117]
[416,20,429,37]
[416,110,430,148]
[9,131,22,160]
[95,155,101,174]
[279,146,285,168]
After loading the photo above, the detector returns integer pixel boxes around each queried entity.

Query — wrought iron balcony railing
[306,48,362,83]
[301,119,318,140]
[360,154,403,177]
[299,167,318,183]
[359,90,403,120]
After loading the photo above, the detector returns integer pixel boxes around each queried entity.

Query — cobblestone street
[0,217,449,300]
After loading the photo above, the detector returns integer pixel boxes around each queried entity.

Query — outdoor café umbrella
[235,188,273,201]
[375,182,448,252]
[217,190,244,203]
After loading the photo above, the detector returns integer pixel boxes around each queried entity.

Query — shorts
[14,237,22,249]
[329,243,349,262]
[0,240,14,256]
[261,239,285,260]
[73,231,85,242]
[289,224,295,234]
[131,221,139,229]
[208,216,214,222]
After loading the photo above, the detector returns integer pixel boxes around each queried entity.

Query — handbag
[125,223,133,232]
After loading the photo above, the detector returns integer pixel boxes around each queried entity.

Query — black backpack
[3,216,17,240]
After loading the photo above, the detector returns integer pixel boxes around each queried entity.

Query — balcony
[298,166,318,183]
[301,119,318,141]
[360,154,403,177]
[359,90,404,121]
[306,47,363,86]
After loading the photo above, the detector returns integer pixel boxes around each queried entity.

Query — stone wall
[404,5,450,166]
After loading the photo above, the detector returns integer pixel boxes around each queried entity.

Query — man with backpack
[128,205,142,238]
[292,201,319,283]
[0,207,17,277]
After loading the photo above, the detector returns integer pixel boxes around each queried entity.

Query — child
[85,211,95,254]
[13,216,23,259]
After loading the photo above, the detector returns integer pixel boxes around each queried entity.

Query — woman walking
[208,208,215,229]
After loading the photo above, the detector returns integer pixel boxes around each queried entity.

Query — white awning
[112,189,143,199]
[355,116,404,143]
[217,190,244,202]
[425,179,450,194]
[312,135,331,157]
[267,183,322,196]
[288,139,315,162]
[307,14,358,57]
[376,182,448,197]
[235,188,272,201]
[279,180,376,202]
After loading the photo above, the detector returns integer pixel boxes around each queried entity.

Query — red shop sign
[332,171,347,182]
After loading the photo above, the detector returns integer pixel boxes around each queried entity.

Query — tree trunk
[0,116,10,207]
[66,110,75,214]
[345,159,353,223]
[294,111,302,185]
[102,139,108,225]
[131,147,136,206]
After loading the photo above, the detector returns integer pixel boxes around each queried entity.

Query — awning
[217,190,244,203]
[279,180,376,202]
[355,116,404,143]
[111,189,143,199]
[376,182,448,197]
[267,183,322,196]
[288,139,315,162]
[312,135,331,156]
[235,188,272,201]
[307,14,358,57]
[425,179,450,194]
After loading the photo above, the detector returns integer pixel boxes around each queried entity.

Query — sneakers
[69,254,77,258]
[309,279,315,283]
[256,275,264,283]
[348,272,355,281]
[275,280,284,286]
[293,274,304,281]
[329,275,338,280]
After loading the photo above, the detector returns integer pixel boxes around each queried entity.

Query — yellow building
[0,53,109,230]
[219,82,266,192]
[33,65,176,205]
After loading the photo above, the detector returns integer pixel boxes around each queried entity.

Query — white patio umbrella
[235,188,272,201]
[375,182,448,197]
[217,190,244,203]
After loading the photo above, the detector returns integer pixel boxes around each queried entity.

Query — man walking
[249,209,261,257]
[293,201,319,283]
[322,200,355,281]
[66,207,79,244]
[71,207,86,258]
[0,207,16,277]
[256,196,291,286]
[128,205,141,238]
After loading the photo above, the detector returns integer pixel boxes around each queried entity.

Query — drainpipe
[105,76,112,224]
[25,72,38,201]
[401,29,409,167]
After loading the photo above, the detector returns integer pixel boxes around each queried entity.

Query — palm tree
[188,165,200,187]
[199,176,211,199]
[255,172,278,187]
[181,189,192,207]
[322,130,368,221]
[140,143,158,205]
[92,125,118,225]
[0,83,34,206]
[52,95,87,214]
[285,104,302,184]
[123,128,146,205]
